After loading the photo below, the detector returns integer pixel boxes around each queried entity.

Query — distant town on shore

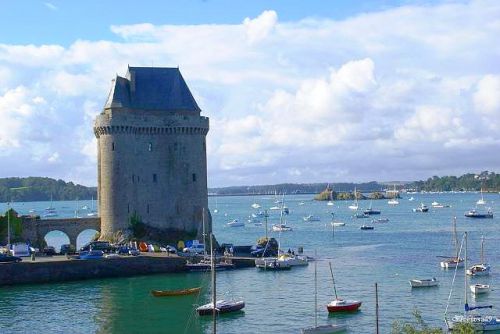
[0,171,498,202]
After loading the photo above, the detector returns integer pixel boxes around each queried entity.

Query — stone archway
[76,229,99,249]
[44,230,71,253]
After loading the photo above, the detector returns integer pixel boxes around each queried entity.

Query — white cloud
[0,2,499,186]
[243,10,278,44]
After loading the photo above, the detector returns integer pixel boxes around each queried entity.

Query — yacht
[348,187,359,210]
[412,203,429,212]
[227,219,245,227]
[467,236,490,276]
[476,188,486,205]
[464,208,493,218]
[387,185,399,205]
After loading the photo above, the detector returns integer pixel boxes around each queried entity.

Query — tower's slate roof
[105,67,201,112]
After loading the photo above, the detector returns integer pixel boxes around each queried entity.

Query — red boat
[326,262,362,313]
[327,298,362,312]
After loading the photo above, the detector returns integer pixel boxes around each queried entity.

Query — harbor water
[1,192,499,333]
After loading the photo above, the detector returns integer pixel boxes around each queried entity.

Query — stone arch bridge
[21,217,101,248]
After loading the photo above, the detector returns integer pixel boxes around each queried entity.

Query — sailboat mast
[202,208,206,257]
[480,235,484,264]
[453,217,459,259]
[314,252,317,328]
[211,233,216,334]
[328,262,339,299]
[464,232,468,316]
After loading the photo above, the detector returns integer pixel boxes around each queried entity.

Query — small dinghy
[409,278,438,288]
[197,300,245,315]
[470,284,490,295]
[302,324,347,334]
[151,287,201,297]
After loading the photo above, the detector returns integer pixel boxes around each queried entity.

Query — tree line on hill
[0,177,96,202]
[0,171,497,202]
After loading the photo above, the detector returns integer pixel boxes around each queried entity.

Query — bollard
[31,253,35,262]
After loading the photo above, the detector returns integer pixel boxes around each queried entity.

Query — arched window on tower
[112,142,115,151]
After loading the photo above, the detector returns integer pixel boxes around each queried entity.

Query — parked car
[116,246,131,255]
[80,241,114,253]
[160,245,177,254]
[128,248,140,256]
[60,244,76,255]
[0,253,22,263]
[183,244,205,254]
[43,246,57,256]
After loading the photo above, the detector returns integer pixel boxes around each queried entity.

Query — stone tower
[94,66,210,241]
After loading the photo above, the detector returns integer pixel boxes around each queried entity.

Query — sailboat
[43,195,58,217]
[467,235,491,276]
[387,185,399,205]
[363,200,381,215]
[302,256,347,334]
[87,196,98,217]
[251,193,261,209]
[196,233,245,316]
[445,232,500,331]
[326,262,362,313]
[477,188,486,205]
[348,187,359,210]
[440,217,464,269]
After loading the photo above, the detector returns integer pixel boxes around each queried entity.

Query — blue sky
[0,0,499,187]
[1,0,444,45]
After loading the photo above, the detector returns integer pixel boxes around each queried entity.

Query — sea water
[0,192,499,333]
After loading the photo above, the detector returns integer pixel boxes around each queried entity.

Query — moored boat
[464,208,493,218]
[360,225,374,230]
[470,284,490,295]
[372,218,389,223]
[412,203,429,212]
[326,262,362,313]
[197,300,246,315]
[227,219,245,227]
[302,324,347,334]
[467,235,490,276]
[409,278,438,288]
[272,223,292,232]
[303,215,321,222]
[151,287,201,297]
[440,217,464,269]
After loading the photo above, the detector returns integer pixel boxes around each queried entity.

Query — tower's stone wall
[94,68,211,241]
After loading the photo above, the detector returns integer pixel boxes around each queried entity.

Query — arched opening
[77,229,99,250]
[44,230,70,254]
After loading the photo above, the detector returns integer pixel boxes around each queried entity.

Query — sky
[0,0,499,187]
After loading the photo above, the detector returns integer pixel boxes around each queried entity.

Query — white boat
[251,203,261,209]
[467,235,491,276]
[87,196,98,217]
[272,223,292,232]
[477,188,486,205]
[372,218,389,223]
[278,252,308,266]
[387,185,399,205]
[252,211,265,218]
[440,217,464,269]
[213,196,219,213]
[409,278,438,288]
[445,232,500,332]
[299,202,305,206]
[348,187,359,210]
[470,284,490,295]
[327,201,334,206]
[331,221,345,227]
[270,206,281,210]
[408,197,415,201]
[303,215,321,222]
[302,254,347,334]
[302,324,347,334]
[227,219,244,227]
[247,217,262,226]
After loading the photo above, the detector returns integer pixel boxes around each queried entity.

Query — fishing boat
[326,262,362,313]
[151,287,201,297]
[440,217,464,269]
[470,284,490,295]
[409,278,438,288]
[360,225,374,230]
[227,219,244,227]
[348,187,359,210]
[277,252,308,266]
[196,234,245,316]
[303,215,321,222]
[186,259,234,272]
[444,232,500,331]
[372,218,389,223]
[464,208,493,218]
[467,235,491,276]
[256,259,291,270]
[302,254,348,334]
[412,203,429,212]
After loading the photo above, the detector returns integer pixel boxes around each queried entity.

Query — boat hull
[197,300,245,315]
[409,279,438,288]
[302,324,347,334]
[151,287,201,297]
[327,301,362,313]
